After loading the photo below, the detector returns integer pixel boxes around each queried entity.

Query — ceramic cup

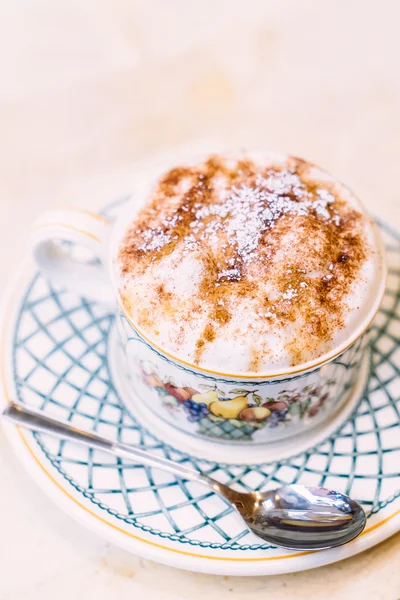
[30,188,386,445]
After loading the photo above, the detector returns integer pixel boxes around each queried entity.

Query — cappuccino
[117,152,377,373]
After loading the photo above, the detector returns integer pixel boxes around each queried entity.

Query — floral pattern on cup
[139,362,336,441]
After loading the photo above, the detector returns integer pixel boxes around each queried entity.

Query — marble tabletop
[1,1,400,598]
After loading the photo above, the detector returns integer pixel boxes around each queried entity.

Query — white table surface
[1,1,400,598]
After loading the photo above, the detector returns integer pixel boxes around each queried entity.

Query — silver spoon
[2,402,366,550]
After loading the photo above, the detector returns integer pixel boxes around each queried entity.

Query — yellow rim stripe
[33,223,101,244]
[52,207,111,223]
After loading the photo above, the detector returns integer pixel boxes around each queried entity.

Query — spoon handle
[2,402,212,486]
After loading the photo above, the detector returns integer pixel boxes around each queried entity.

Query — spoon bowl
[225,485,366,550]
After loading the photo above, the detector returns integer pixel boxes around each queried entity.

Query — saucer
[1,199,400,576]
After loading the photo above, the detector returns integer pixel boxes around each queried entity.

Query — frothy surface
[117,153,376,373]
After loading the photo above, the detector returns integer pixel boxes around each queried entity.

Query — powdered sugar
[134,168,341,280]
[218,268,241,281]
[165,169,342,276]
[137,228,172,252]
[282,286,298,300]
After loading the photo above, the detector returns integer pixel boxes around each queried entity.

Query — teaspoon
[2,402,366,550]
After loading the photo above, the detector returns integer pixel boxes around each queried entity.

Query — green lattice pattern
[12,206,400,550]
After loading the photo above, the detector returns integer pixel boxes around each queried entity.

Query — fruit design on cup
[140,363,336,441]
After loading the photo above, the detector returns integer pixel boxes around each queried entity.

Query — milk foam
[116,152,380,373]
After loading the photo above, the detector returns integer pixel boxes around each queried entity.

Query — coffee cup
[30,152,387,444]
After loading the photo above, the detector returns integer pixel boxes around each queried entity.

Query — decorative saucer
[1,198,399,576]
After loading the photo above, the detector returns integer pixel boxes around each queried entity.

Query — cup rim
[108,182,388,381]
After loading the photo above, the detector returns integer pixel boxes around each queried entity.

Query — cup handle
[30,207,114,305]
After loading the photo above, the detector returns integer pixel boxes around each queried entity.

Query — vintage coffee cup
[30,158,387,445]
